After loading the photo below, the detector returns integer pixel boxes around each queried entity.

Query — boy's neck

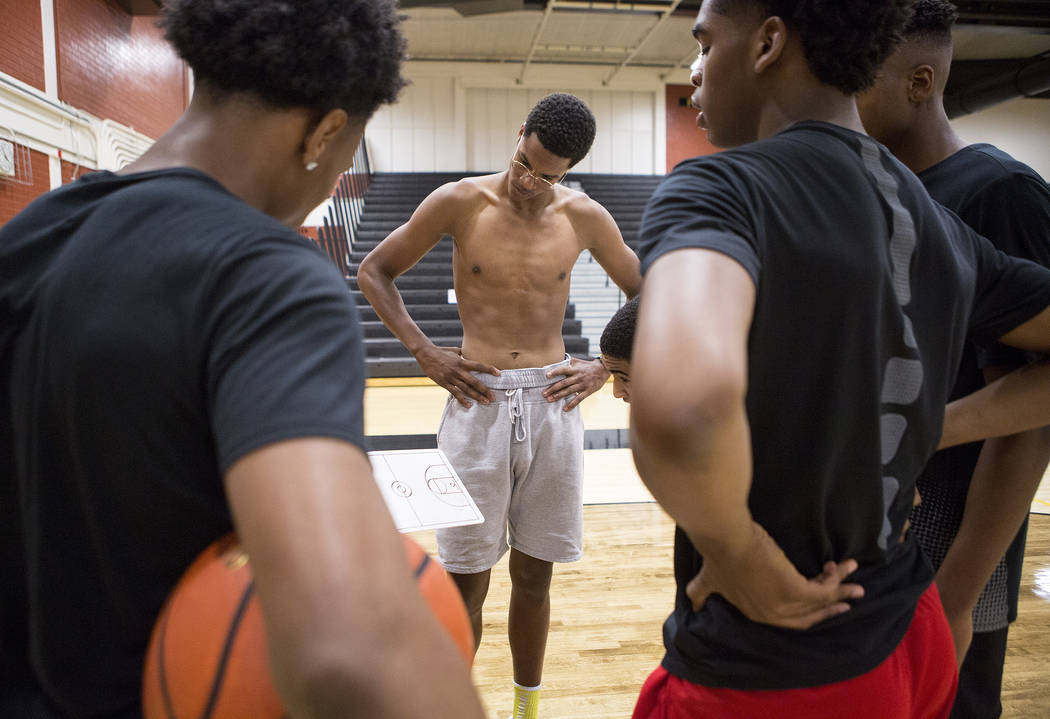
[893,109,968,175]
[757,85,867,142]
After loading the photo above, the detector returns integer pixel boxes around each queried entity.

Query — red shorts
[633,583,958,719]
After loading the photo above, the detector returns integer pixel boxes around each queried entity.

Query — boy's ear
[302,108,349,168]
[753,16,788,75]
[907,64,937,104]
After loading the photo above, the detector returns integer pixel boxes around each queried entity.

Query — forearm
[940,358,1050,449]
[228,440,485,719]
[356,265,433,356]
[631,398,863,627]
[935,425,1050,618]
[266,511,478,717]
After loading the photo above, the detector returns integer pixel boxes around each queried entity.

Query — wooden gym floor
[367,379,1050,719]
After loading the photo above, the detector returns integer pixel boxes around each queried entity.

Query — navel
[472,264,481,274]
[558,271,567,280]
[510,351,520,360]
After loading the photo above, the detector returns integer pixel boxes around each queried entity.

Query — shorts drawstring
[506,388,527,442]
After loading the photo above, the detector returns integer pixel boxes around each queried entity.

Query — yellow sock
[511,681,540,719]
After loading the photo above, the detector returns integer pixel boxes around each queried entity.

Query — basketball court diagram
[369,449,484,532]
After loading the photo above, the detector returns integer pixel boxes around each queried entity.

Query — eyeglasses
[510,158,560,189]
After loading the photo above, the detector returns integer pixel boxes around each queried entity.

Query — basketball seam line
[200,580,256,719]
[414,552,430,579]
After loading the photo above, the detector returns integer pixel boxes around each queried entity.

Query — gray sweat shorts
[436,356,585,574]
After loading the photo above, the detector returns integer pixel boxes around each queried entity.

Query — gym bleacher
[310,164,663,378]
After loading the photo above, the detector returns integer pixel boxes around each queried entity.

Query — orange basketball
[142,532,473,719]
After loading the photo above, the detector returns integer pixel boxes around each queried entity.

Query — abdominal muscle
[456,282,570,370]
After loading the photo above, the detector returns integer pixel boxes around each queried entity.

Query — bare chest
[451,206,583,291]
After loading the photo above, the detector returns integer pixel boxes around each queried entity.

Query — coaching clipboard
[368,448,484,532]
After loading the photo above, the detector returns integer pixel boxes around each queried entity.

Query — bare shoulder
[409,175,500,236]
[558,186,621,245]
[429,175,496,212]
[557,185,639,294]
[557,184,604,215]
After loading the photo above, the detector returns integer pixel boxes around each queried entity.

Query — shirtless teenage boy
[357,93,641,719]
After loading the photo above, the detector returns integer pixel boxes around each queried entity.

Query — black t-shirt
[638,122,1050,690]
[1,169,366,718]
[913,144,1050,631]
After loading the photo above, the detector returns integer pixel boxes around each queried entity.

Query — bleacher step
[345,172,662,376]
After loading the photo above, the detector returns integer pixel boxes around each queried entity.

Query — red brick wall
[665,84,720,172]
[0,147,96,225]
[0,146,52,226]
[55,0,186,141]
[61,157,88,185]
[0,1,46,91]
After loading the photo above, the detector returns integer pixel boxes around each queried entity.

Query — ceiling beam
[954,0,1050,28]
[538,43,635,53]
[518,1,556,83]
[547,0,680,11]
[659,46,698,81]
[602,0,683,84]
[945,52,1050,117]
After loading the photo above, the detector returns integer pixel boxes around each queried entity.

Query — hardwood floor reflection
[1003,512,1050,717]
[411,507,1050,719]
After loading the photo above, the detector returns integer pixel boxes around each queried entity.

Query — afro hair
[600,297,640,361]
[161,0,406,119]
[902,0,958,44]
[711,0,916,94]
[522,93,597,167]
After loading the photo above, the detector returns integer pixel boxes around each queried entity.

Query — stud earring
[305,161,319,171]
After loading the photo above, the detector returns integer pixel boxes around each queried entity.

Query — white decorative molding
[98,119,154,171]
[0,71,155,175]
[0,72,97,167]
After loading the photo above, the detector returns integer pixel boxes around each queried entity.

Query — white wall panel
[366,76,460,172]
[391,128,414,169]
[361,62,667,174]
[366,105,394,172]
[467,94,488,171]
[412,128,435,172]
[587,91,612,174]
[464,85,656,174]
[631,91,654,173]
[435,129,459,169]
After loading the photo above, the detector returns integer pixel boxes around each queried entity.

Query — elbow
[622,276,642,300]
[631,369,746,457]
[268,593,464,718]
[356,256,378,294]
[269,614,412,718]
[356,255,395,304]
[277,650,373,719]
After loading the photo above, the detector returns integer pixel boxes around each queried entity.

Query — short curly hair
[903,0,958,44]
[161,0,406,119]
[710,0,915,94]
[600,297,640,361]
[522,94,597,167]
